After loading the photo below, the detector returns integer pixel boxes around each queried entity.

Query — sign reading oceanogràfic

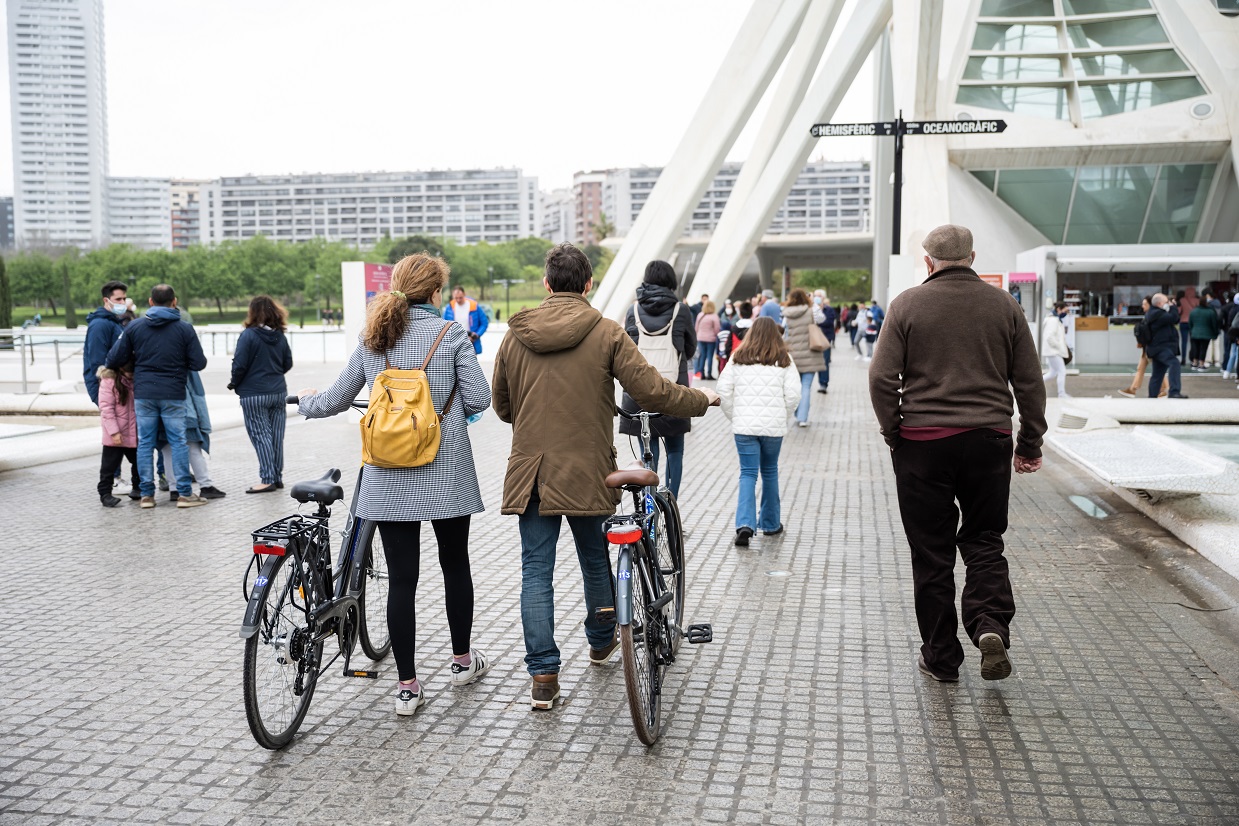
[903,119,1007,135]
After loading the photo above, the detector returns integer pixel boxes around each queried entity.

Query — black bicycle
[239,398,390,750]
[605,408,713,745]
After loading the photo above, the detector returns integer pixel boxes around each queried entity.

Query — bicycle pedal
[344,669,379,679]
[686,624,713,644]
[593,607,616,627]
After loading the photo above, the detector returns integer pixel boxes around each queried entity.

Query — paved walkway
[2,354,1239,825]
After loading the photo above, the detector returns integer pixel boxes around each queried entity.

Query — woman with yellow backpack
[297,253,493,717]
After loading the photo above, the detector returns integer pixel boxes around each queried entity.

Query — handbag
[808,322,830,352]
[1064,347,1073,366]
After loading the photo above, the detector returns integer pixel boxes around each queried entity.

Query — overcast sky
[0,0,876,196]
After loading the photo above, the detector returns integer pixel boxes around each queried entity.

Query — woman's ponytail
[361,254,450,353]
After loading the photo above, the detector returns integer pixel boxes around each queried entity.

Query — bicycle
[605,408,714,745]
[239,397,391,750]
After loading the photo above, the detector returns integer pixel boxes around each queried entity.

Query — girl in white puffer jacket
[716,317,802,546]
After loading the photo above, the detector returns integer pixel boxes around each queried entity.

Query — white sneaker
[450,648,492,686]
[395,683,426,716]
[797,421,809,428]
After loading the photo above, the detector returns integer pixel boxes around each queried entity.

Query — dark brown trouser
[892,430,1015,675]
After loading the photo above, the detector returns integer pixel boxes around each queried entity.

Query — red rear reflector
[606,528,643,544]
[253,543,287,556]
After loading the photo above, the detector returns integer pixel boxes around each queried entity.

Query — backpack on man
[360,322,458,469]
[633,301,681,382]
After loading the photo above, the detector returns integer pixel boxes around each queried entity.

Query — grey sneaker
[978,633,1012,681]
[531,673,560,710]
[157,473,169,492]
[918,654,958,682]
[176,493,208,509]
[450,648,492,686]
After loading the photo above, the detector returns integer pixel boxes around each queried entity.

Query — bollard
[322,329,327,363]
[54,340,62,379]
[19,335,28,394]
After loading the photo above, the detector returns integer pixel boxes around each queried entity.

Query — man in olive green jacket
[493,243,716,710]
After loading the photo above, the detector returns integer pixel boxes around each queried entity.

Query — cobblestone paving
[3,355,1239,825]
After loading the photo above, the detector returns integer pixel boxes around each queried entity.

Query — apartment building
[106,176,171,250]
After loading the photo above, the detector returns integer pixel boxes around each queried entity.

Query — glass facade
[971,164,1217,244]
[959,1,1207,123]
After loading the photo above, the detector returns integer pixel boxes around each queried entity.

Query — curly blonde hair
[362,253,450,353]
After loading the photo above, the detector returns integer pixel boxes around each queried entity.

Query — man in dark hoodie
[492,243,718,711]
[106,284,209,509]
[83,280,129,404]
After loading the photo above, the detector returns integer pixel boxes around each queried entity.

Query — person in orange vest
[444,286,490,354]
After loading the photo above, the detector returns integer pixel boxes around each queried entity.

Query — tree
[794,268,871,302]
[174,244,240,317]
[582,244,616,281]
[0,255,11,330]
[506,236,554,269]
[386,234,448,263]
[61,259,78,329]
[591,212,616,243]
[7,252,58,314]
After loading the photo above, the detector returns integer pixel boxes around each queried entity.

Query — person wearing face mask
[1040,301,1072,399]
[83,281,130,405]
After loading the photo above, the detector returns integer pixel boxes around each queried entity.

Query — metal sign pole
[892,110,904,257]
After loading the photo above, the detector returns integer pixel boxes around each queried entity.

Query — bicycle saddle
[605,465,659,490]
[290,468,344,505]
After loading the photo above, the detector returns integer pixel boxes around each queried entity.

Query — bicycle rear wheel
[354,520,392,660]
[243,553,323,749]
[620,557,662,745]
[650,490,685,654]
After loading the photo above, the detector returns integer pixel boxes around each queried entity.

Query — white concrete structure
[201,169,539,248]
[539,187,574,245]
[171,179,208,250]
[601,0,1239,321]
[6,0,109,250]
[106,176,171,251]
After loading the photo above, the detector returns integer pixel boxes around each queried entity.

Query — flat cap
[922,225,973,261]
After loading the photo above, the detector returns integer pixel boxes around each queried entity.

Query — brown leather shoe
[530,673,560,710]
[590,633,620,665]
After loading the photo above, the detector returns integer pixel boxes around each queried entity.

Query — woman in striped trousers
[230,296,294,493]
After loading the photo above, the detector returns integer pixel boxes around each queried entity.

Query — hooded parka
[783,304,816,373]
[492,292,710,516]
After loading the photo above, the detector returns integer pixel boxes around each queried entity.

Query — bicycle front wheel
[354,520,392,661]
[650,490,685,654]
[243,553,322,749]
[620,558,662,745]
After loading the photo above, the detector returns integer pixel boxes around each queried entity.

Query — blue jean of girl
[734,434,782,533]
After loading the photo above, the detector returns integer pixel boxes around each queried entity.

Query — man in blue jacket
[83,280,129,404]
[444,286,490,355]
[106,284,209,508]
[1145,293,1187,399]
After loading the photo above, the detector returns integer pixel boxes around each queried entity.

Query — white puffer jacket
[716,361,802,437]
[1041,315,1070,359]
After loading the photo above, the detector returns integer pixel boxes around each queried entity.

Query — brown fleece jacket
[867,267,1047,459]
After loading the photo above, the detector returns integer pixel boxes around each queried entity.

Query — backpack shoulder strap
[420,321,455,370]
[633,302,650,335]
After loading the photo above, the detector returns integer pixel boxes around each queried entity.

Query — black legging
[1189,338,1210,363]
[376,516,473,681]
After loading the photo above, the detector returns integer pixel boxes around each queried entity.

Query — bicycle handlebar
[616,407,662,421]
[288,394,367,411]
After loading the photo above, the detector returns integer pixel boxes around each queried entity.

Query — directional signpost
[811,112,1007,254]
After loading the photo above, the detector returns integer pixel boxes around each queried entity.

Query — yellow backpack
[360,322,458,469]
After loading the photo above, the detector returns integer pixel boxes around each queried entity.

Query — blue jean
[1147,346,1182,397]
[1179,322,1191,364]
[518,491,615,675]
[649,434,685,499]
[795,371,814,423]
[734,434,782,532]
[1226,340,1238,375]
[135,398,191,496]
[696,341,718,377]
[816,346,832,388]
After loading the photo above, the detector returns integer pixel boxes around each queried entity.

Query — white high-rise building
[106,177,171,251]
[539,188,575,245]
[6,0,109,250]
[200,169,539,248]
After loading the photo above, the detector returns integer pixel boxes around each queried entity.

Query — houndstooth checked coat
[299,306,490,521]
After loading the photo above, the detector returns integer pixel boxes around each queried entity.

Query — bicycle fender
[616,545,633,626]
[239,556,285,639]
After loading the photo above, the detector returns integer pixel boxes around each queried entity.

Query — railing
[0,333,83,393]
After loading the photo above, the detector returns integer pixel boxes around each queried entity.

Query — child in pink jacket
[97,364,140,507]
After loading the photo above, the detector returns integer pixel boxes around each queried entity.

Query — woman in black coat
[620,260,697,499]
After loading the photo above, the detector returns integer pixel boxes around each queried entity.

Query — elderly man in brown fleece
[868,224,1047,683]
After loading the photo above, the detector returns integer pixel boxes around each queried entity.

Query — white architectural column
[681,0,894,306]
[592,0,813,319]
[869,29,895,302]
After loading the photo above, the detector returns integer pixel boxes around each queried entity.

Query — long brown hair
[730,316,791,367]
[244,295,288,331]
[785,288,810,307]
[363,253,450,353]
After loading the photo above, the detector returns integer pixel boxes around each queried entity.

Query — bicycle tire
[650,490,685,654]
[620,556,661,745]
[354,520,392,661]
[242,553,322,749]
